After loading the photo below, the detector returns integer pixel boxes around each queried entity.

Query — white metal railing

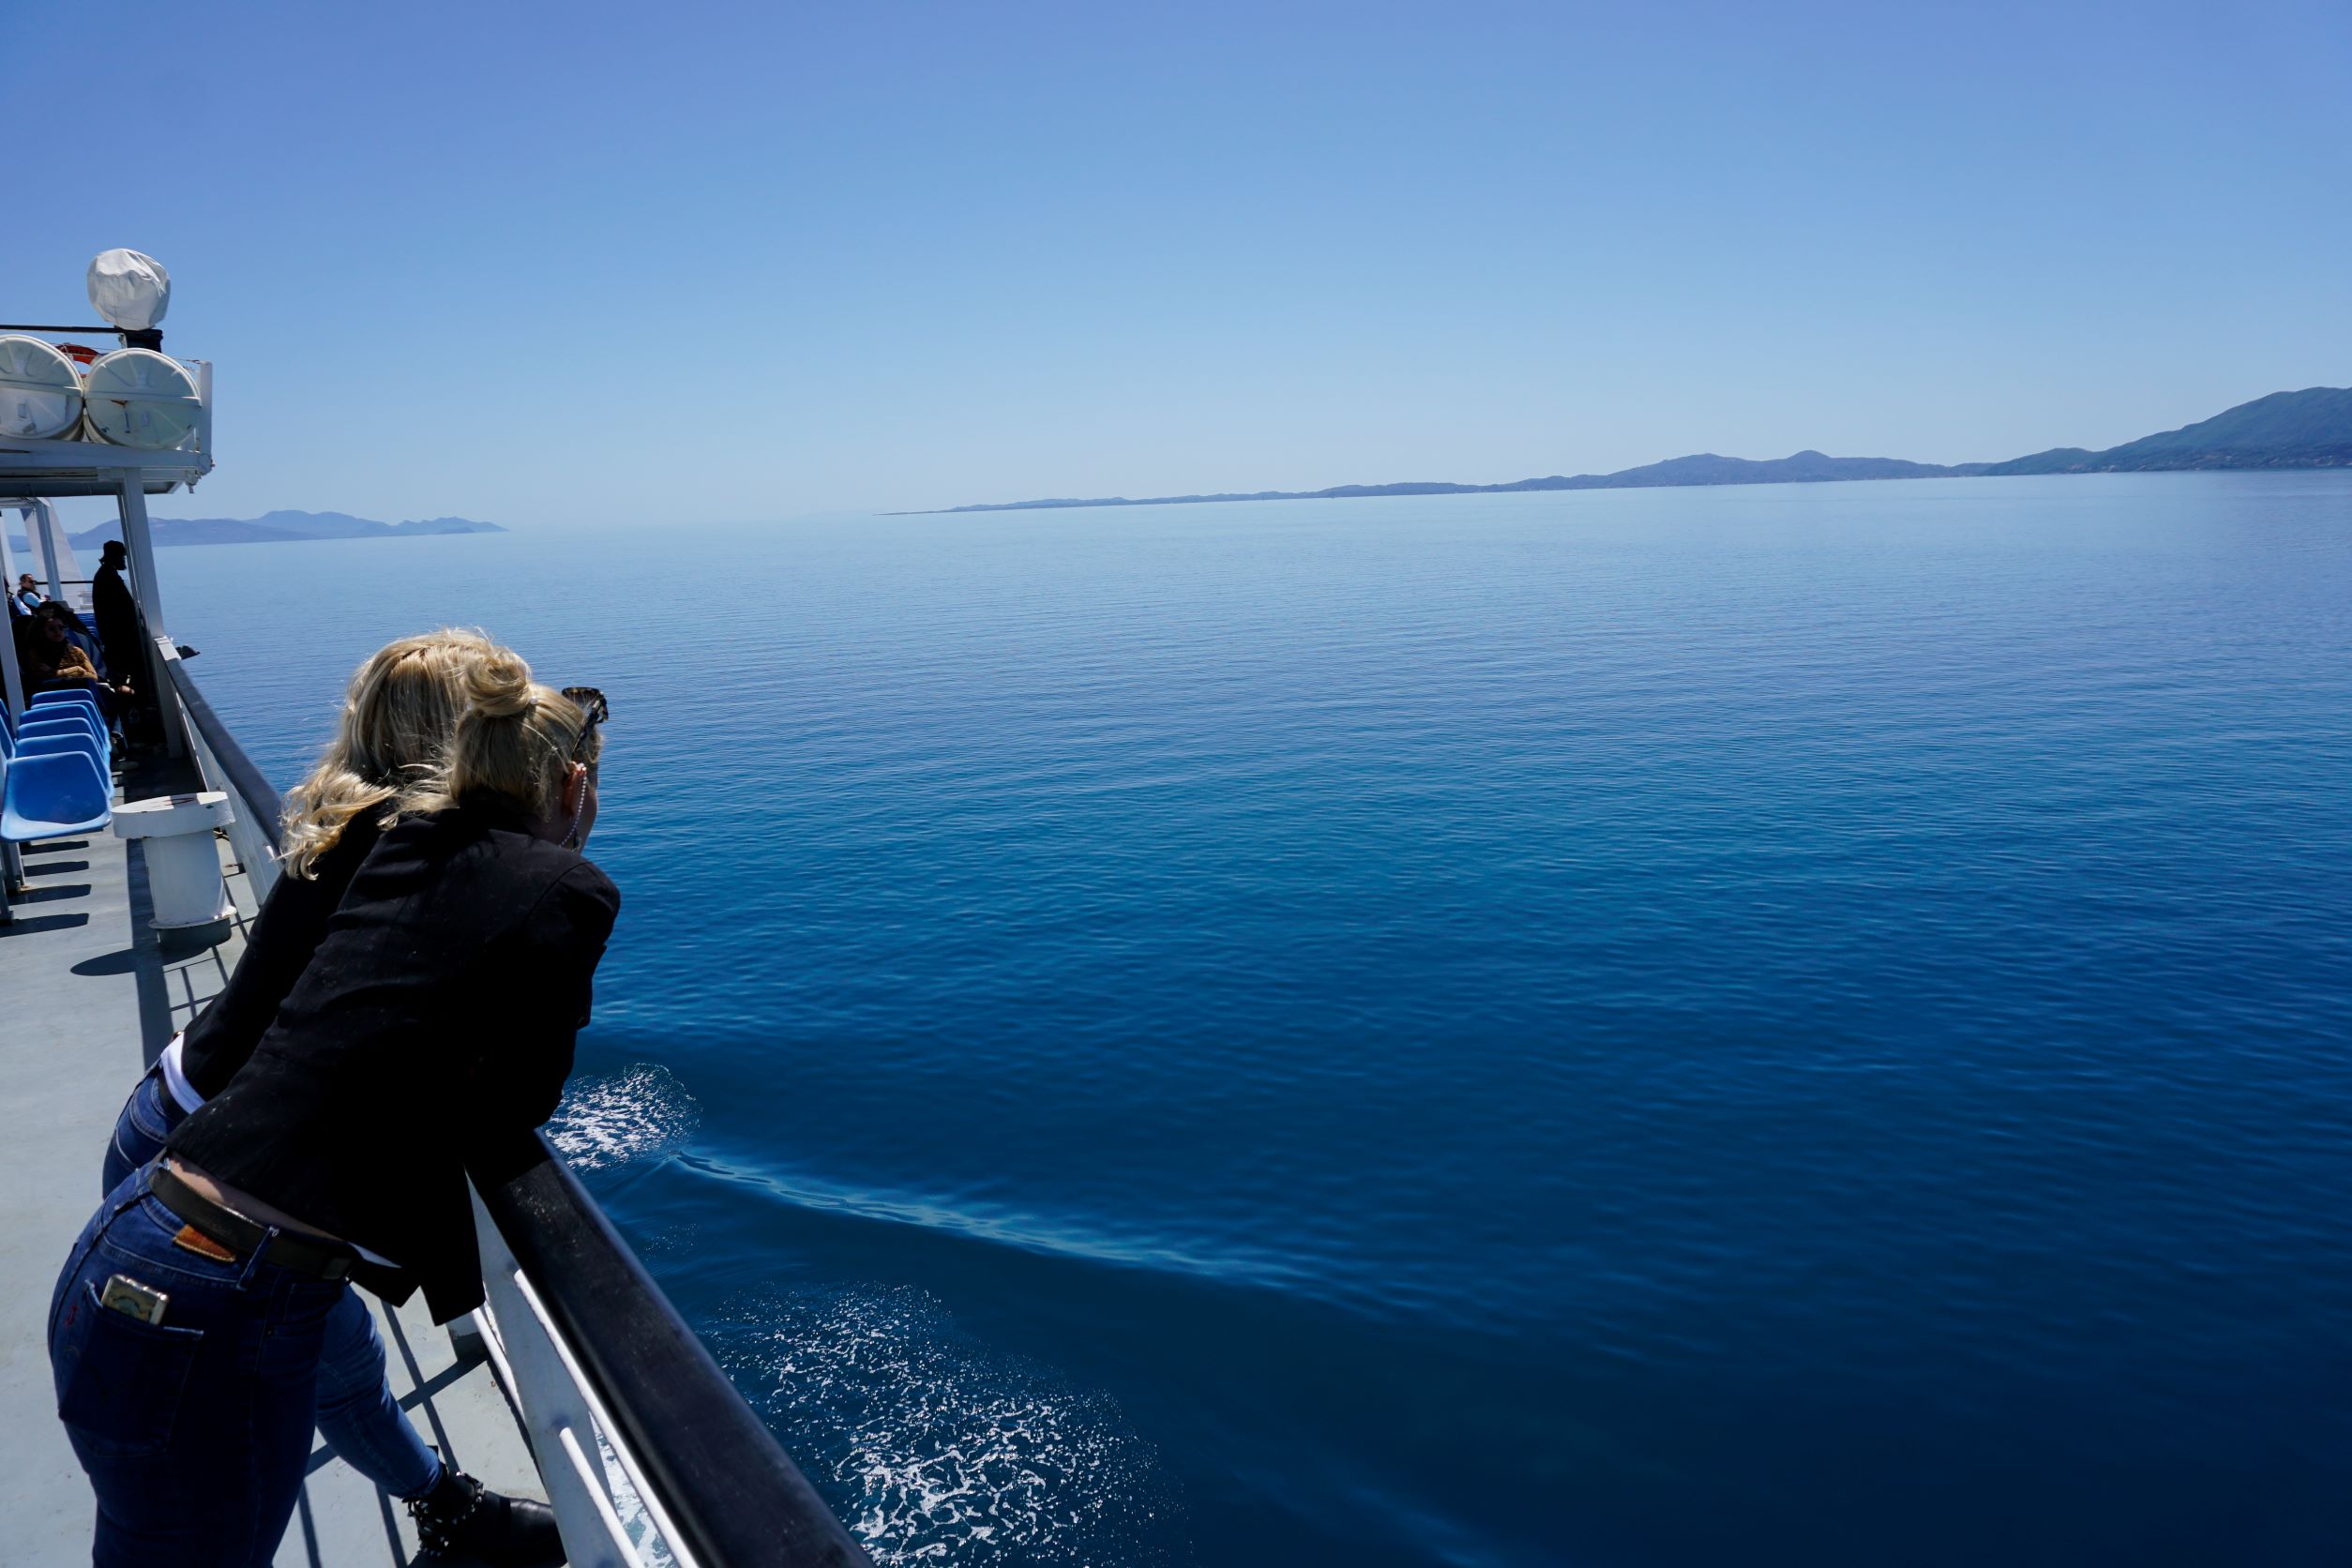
[465,1138,869,1568]
[469,1190,690,1568]
[158,642,282,898]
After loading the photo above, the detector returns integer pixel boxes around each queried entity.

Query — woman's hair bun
[460,648,535,720]
[437,646,587,821]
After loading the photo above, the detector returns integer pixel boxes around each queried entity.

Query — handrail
[159,651,283,854]
[477,1138,873,1568]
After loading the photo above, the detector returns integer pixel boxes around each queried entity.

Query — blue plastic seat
[27,707,104,737]
[0,749,112,841]
[19,711,107,747]
[24,693,104,728]
[19,687,98,712]
[16,719,111,766]
[13,731,105,765]
[20,701,103,731]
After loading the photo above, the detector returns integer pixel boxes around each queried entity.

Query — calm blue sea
[155,473,2351,1566]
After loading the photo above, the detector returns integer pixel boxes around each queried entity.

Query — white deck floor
[0,758,551,1566]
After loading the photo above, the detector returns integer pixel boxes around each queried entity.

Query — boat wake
[547,1063,702,1172]
[711,1286,1186,1565]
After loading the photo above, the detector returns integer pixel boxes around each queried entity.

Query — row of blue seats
[1,689,117,850]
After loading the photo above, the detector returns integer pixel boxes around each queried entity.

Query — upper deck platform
[0,750,547,1566]
[0,430,211,499]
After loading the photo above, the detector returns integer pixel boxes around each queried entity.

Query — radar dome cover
[86,249,171,332]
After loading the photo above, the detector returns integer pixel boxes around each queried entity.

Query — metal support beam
[0,513,26,719]
[38,501,62,601]
[115,476,184,758]
[0,513,27,897]
[18,500,64,601]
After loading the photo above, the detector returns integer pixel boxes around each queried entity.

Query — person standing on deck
[90,541,143,695]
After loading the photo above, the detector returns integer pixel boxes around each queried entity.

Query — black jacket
[91,562,141,684]
[169,801,620,1321]
[178,820,380,1099]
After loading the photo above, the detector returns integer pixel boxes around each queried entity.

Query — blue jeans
[100,1074,441,1500]
[100,1068,182,1196]
[51,1168,346,1566]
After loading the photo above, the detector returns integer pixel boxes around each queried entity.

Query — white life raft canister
[83,348,202,449]
[0,334,86,440]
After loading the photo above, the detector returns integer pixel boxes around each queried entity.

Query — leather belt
[149,1164,359,1284]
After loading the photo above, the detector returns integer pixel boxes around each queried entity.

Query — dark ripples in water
[166,473,2352,1565]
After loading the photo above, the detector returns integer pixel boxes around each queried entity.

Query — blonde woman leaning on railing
[89,627,567,1566]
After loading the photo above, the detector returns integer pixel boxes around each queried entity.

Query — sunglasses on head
[560,686,609,761]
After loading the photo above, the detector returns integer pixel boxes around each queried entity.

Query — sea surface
[153,474,2351,1566]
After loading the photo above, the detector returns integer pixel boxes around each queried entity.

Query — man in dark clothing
[88,538,166,741]
[90,540,143,690]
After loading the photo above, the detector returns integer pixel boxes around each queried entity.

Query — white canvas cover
[84,348,201,449]
[86,249,172,331]
[0,335,84,439]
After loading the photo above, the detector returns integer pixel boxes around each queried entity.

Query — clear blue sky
[7,1,2346,528]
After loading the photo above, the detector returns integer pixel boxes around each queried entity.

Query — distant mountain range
[926,386,2352,513]
[61,510,505,550]
[1976,387,2352,475]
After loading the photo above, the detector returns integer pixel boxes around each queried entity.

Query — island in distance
[67,509,505,550]
[923,385,2352,514]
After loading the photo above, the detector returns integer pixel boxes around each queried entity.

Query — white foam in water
[547,1063,702,1172]
[716,1287,1184,1566]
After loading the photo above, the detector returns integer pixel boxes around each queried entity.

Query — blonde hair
[433,645,598,821]
[279,628,501,878]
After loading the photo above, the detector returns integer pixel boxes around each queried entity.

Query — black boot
[406,1464,565,1566]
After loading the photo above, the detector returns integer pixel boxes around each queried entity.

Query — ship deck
[0,748,552,1566]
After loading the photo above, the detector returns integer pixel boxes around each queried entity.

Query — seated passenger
[38,600,110,675]
[49,651,615,1568]
[24,617,130,720]
[95,629,561,1563]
